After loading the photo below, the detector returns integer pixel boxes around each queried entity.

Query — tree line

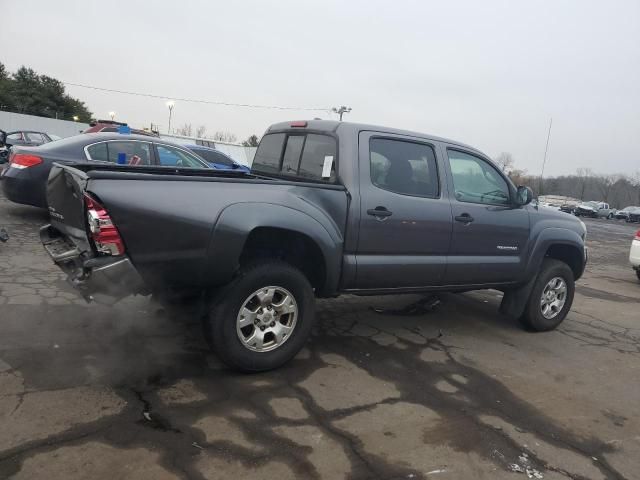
[0,62,93,122]
[495,152,640,208]
[173,123,259,146]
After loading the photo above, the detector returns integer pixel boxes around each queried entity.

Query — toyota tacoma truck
[40,120,587,371]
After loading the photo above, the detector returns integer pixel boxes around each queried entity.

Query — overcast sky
[2,0,639,176]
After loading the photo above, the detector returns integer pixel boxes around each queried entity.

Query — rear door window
[107,141,152,165]
[369,138,438,197]
[25,132,44,143]
[86,142,109,162]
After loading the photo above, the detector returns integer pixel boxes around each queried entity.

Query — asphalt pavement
[0,192,638,480]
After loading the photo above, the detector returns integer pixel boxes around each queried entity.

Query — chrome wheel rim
[540,277,567,319]
[236,286,298,352]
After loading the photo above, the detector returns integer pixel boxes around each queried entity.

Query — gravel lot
[0,189,638,480]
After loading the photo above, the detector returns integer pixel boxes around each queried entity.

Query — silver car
[575,201,613,219]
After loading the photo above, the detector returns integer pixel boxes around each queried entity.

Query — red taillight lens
[290,121,307,127]
[84,193,125,256]
[10,153,42,169]
[635,230,640,241]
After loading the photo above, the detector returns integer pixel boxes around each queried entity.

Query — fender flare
[524,227,585,280]
[201,202,343,294]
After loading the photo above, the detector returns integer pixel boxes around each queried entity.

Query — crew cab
[40,120,587,371]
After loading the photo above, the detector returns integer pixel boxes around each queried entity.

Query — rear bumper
[1,167,47,208]
[40,224,146,303]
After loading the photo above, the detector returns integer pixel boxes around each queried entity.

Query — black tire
[205,261,315,372]
[520,259,575,332]
[636,270,640,282]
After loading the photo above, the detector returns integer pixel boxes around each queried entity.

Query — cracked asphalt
[1,189,639,480]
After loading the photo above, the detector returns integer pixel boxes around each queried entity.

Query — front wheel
[520,259,575,331]
[205,261,315,372]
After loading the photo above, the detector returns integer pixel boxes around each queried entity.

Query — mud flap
[499,273,538,319]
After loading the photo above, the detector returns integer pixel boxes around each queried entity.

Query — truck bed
[46,163,349,294]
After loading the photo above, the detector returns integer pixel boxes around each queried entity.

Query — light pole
[108,111,116,121]
[166,101,175,134]
[332,106,352,121]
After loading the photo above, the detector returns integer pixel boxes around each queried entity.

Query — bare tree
[242,134,260,147]
[631,171,640,205]
[508,168,528,186]
[196,125,207,138]
[593,174,618,203]
[494,152,514,173]
[174,123,193,137]
[575,168,593,200]
[213,131,238,143]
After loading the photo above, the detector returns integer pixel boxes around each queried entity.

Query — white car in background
[631,229,640,282]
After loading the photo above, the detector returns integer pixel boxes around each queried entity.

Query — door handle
[367,206,393,219]
[454,213,474,224]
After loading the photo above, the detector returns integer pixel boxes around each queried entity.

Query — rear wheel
[205,261,315,372]
[636,270,640,282]
[520,259,575,331]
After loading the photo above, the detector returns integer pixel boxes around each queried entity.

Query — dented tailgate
[46,163,92,254]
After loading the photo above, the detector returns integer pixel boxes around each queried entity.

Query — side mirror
[515,186,533,206]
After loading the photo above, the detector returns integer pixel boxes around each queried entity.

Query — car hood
[578,204,597,211]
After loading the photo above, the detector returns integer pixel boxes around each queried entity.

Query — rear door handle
[367,207,393,219]
[454,213,474,223]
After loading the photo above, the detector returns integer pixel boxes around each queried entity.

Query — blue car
[186,145,250,172]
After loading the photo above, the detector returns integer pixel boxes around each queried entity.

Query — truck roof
[267,120,484,156]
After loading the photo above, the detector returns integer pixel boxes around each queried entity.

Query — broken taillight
[84,193,125,255]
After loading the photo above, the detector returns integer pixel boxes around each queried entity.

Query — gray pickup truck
[40,120,587,371]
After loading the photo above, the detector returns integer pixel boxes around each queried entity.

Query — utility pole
[166,101,175,134]
[539,117,553,196]
[332,106,352,121]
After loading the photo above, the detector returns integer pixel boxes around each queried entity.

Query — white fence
[160,133,257,167]
[0,111,89,138]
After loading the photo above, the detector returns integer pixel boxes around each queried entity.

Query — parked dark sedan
[5,130,55,147]
[614,206,640,221]
[185,144,250,172]
[627,207,640,223]
[1,132,210,208]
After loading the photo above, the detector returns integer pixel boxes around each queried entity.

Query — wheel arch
[203,202,343,295]
[526,228,586,281]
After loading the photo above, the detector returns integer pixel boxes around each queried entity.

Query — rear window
[252,132,337,182]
